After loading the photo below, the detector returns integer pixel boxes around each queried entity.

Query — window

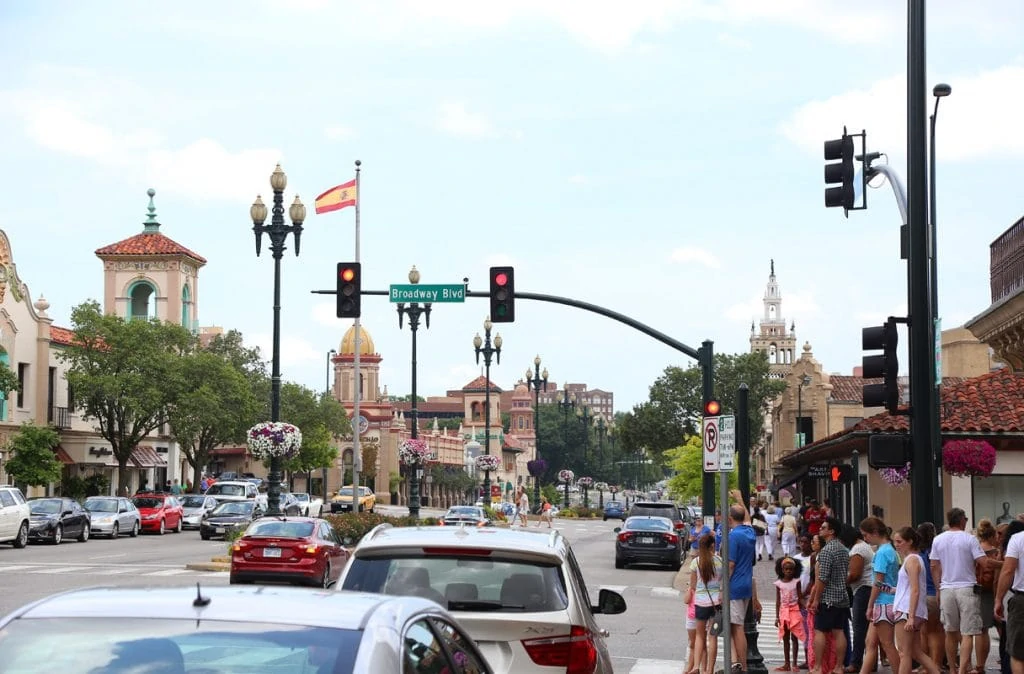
[17,362,27,407]
[431,618,487,674]
[127,281,157,320]
[403,619,446,673]
[181,284,191,327]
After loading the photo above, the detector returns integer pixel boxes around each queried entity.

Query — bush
[224,526,246,554]
[566,506,602,519]
[558,509,578,518]
[324,512,430,546]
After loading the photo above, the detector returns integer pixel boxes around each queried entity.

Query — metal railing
[991,215,1024,303]
[49,406,71,429]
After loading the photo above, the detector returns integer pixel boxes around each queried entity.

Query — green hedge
[323,513,439,546]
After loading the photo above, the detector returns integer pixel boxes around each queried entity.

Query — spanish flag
[314,179,358,214]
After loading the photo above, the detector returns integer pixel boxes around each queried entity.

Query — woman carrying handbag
[687,532,723,674]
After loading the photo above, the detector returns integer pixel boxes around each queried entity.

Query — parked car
[27,498,91,544]
[330,485,376,513]
[277,492,304,516]
[0,486,30,548]
[614,515,683,570]
[199,500,262,540]
[627,501,686,535]
[602,500,626,521]
[0,585,493,673]
[131,493,184,535]
[439,505,491,527]
[179,494,219,530]
[230,516,348,588]
[338,523,627,673]
[83,496,141,538]
[205,480,267,509]
[292,492,324,517]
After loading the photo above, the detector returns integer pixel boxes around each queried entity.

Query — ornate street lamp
[796,374,811,448]
[525,356,548,512]
[250,164,305,516]
[577,404,593,507]
[322,348,336,501]
[473,318,501,505]
[396,265,431,519]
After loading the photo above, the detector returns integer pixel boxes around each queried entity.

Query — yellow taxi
[329,485,376,514]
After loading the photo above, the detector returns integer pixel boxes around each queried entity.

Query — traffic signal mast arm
[861,154,909,227]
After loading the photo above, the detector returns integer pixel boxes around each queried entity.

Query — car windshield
[246,520,315,538]
[625,517,673,532]
[337,488,354,497]
[84,499,118,513]
[212,502,253,516]
[446,507,481,517]
[630,505,678,519]
[293,494,309,502]
[180,496,208,508]
[0,617,360,674]
[133,497,165,509]
[208,484,247,497]
[342,555,569,613]
[605,501,623,509]
[29,499,62,515]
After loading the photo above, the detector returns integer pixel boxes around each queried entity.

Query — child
[685,587,705,674]
[774,556,807,672]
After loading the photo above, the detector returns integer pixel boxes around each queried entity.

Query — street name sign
[718,415,735,472]
[389,284,466,303]
[702,416,720,472]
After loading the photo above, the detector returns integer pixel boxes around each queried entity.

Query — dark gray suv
[627,502,686,536]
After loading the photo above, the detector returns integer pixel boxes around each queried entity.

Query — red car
[230,517,348,588]
[131,494,184,535]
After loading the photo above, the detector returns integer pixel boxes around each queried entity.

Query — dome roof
[339,325,376,355]
[513,383,530,398]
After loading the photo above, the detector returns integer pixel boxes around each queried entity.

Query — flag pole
[351,159,363,504]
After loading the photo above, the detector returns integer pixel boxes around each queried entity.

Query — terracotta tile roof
[49,326,76,346]
[462,376,502,392]
[827,374,911,403]
[95,232,207,264]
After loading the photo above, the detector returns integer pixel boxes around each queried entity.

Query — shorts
[686,616,698,630]
[979,590,995,630]
[1006,594,1024,661]
[869,603,898,624]
[695,604,718,621]
[730,598,749,625]
[815,604,851,632]
[940,585,983,635]
[895,611,923,630]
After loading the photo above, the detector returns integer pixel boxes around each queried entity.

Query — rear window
[132,497,165,509]
[0,617,361,673]
[247,520,315,538]
[342,555,569,613]
[625,517,672,532]
[208,484,248,497]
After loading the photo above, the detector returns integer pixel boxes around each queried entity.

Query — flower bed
[247,422,302,461]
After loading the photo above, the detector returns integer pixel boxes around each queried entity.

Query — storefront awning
[770,466,809,495]
[210,446,247,457]
[130,445,167,469]
[53,445,75,466]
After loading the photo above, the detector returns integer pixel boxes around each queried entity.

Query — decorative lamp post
[250,164,306,516]
[396,265,431,519]
[796,374,811,448]
[473,318,501,506]
[322,348,336,501]
[525,355,548,512]
[595,415,608,482]
[576,404,593,507]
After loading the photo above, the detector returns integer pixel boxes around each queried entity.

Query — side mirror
[592,588,627,615]
[613,527,621,533]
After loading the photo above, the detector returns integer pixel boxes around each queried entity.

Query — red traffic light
[831,466,841,482]
[340,267,356,282]
[493,271,508,286]
[704,400,721,416]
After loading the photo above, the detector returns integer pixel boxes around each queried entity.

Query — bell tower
[749,259,797,379]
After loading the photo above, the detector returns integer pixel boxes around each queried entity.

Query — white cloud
[669,246,720,269]
[725,291,821,323]
[568,174,588,185]
[780,66,1024,162]
[325,125,356,141]
[716,32,751,50]
[145,139,282,202]
[249,333,322,367]
[436,102,498,139]
[311,301,339,327]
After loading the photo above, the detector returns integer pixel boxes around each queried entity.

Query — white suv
[0,486,30,548]
[337,524,626,673]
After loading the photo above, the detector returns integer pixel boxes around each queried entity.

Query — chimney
[852,365,863,377]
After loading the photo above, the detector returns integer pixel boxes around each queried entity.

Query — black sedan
[200,501,262,540]
[28,498,91,544]
[437,505,490,527]
[614,515,682,570]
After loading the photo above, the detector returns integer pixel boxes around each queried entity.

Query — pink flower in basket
[879,462,911,487]
[557,469,575,484]
[942,439,996,477]
[398,438,433,467]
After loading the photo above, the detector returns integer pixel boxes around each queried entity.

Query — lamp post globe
[396,265,431,519]
[526,355,548,514]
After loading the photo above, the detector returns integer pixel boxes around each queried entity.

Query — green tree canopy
[0,362,20,397]
[59,301,193,494]
[277,384,350,476]
[4,422,62,488]
[664,435,737,506]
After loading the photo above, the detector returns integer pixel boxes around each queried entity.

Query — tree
[278,384,350,480]
[59,301,193,494]
[4,422,62,488]
[167,350,259,492]
[664,435,737,504]
[392,394,425,402]
[435,418,463,431]
[204,329,269,417]
[0,362,20,399]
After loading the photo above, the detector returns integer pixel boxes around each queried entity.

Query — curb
[185,562,229,572]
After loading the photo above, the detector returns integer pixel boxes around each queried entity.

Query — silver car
[178,494,218,529]
[82,497,140,538]
[0,585,493,673]
[338,524,627,673]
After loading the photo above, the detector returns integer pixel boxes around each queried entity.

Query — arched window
[181,284,191,328]
[127,281,158,321]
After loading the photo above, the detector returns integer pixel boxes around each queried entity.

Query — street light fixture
[577,404,594,507]
[558,388,576,508]
[320,348,336,501]
[396,265,431,519]
[796,374,812,448]
[473,318,501,506]
[525,356,548,513]
[250,164,305,516]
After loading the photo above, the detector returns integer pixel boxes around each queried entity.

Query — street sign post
[703,416,720,472]
[389,284,466,303]
[719,415,735,472]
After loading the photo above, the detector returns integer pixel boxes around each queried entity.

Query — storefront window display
[973,475,1024,525]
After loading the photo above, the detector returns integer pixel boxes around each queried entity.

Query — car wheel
[52,524,63,545]
[110,522,120,538]
[319,562,332,589]
[78,524,90,542]
[175,517,183,533]
[603,516,607,521]
[200,531,211,541]
[615,556,625,569]
[158,519,165,535]
[13,522,28,549]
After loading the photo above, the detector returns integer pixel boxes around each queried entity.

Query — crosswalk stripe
[91,567,139,575]
[625,658,686,673]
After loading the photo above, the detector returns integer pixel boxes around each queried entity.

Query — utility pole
[700,340,715,520]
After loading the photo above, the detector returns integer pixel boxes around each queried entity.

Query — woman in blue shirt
[858,516,901,674]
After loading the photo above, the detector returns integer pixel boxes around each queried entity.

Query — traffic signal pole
[701,341,715,517]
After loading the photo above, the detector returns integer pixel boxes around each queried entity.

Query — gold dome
[339,324,376,355]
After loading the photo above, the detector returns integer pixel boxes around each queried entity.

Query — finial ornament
[143,188,160,232]
[770,258,775,276]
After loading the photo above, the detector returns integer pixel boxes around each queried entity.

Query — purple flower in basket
[527,458,548,477]
[879,462,911,487]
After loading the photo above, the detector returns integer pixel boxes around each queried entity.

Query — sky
[1,1,1022,411]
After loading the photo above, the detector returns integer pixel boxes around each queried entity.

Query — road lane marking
[0,565,35,572]
[91,568,137,575]
[622,658,686,673]
[87,553,128,560]
[144,569,193,576]
[33,567,91,574]
[599,584,628,593]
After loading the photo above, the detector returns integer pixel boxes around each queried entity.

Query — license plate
[263,547,282,558]
[639,536,655,544]
[215,527,224,534]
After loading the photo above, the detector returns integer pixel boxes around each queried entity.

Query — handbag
[703,580,724,636]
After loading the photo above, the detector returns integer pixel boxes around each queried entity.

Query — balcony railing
[49,406,71,429]
[991,215,1024,303]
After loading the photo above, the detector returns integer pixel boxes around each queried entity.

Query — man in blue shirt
[727,490,760,674]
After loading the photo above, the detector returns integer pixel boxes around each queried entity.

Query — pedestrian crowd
[682,496,1024,674]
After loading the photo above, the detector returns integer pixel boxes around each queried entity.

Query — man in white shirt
[930,507,986,674]
[995,529,1024,674]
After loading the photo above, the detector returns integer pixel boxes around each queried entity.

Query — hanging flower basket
[879,462,911,487]
[475,454,501,472]
[527,458,548,477]
[609,485,619,494]
[558,469,575,484]
[594,481,609,492]
[398,438,432,467]
[247,422,302,461]
[577,476,594,488]
[942,439,996,477]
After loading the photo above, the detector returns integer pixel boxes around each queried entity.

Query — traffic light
[830,465,854,484]
[336,262,361,318]
[824,131,855,215]
[862,318,899,415]
[704,400,721,417]
[489,266,515,323]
